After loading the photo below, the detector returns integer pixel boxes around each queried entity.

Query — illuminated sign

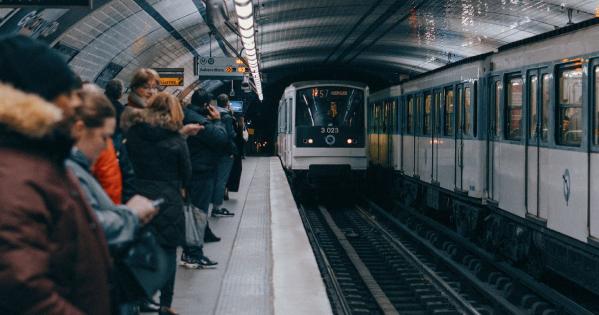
[0,0,91,7]
[154,68,184,87]
[197,56,245,80]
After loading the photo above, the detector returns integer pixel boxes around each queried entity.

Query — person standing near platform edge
[211,94,237,217]
[0,35,112,315]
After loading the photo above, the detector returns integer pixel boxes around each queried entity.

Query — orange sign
[159,77,184,87]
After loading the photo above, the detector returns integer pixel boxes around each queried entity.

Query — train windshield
[296,87,364,128]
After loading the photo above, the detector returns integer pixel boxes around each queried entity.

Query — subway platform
[168,157,332,315]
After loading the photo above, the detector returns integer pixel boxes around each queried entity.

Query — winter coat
[92,138,123,204]
[119,93,146,202]
[218,107,238,156]
[183,105,229,172]
[67,148,139,249]
[125,122,191,247]
[0,84,112,315]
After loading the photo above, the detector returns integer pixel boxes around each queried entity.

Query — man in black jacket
[181,89,229,269]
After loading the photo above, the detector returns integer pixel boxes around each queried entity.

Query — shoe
[197,256,218,269]
[139,300,160,312]
[179,253,199,269]
[212,208,235,217]
[204,224,221,243]
[159,306,179,315]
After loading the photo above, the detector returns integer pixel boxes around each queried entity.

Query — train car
[277,81,369,189]
[368,19,599,296]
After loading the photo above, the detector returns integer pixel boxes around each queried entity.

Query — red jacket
[92,138,123,204]
[0,84,112,315]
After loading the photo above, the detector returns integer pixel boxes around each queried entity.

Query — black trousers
[160,246,177,307]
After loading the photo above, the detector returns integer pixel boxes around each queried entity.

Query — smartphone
[151,198,165,208]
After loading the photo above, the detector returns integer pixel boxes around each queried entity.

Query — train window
[435,91,442,135]
[457,87,463,135]
[407,96,414,134]
[392,100,398,134]
[595,67,599,145]
[529,75,538,140]
[494,81,502,137]
[424,94,431,135]
[416,96,422,134]
[541,74,550,142]
[556,65,583,146]
[444,88,454,136]
[506,76,523,141]
[464,87,471,136]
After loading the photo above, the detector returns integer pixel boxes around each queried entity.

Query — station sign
[154,68,184,87]
[196,56,247,80]
[0,0,92,7]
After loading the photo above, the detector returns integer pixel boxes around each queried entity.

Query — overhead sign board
[154,68,184,87]
[197,56,247,80]
[0,0,92,7]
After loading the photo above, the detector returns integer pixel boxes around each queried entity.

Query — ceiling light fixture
[234,0,262,101]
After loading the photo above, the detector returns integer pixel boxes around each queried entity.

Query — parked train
[276,81,368,188]
[368,18,599,295]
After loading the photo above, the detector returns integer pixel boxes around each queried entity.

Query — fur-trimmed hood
[0,83,62,138]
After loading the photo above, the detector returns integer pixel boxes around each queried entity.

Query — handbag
[184,202,207,247]
[115,229,170,301]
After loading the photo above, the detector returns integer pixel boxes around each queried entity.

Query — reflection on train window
[494,81,502,137]
[529,75,538,140]
[506,76,523,141]
[464,87,471,136]
[557,66,582,146]
[424,94,431,135]
[295,87,364,128]
[407,96,414,134]
[435,91,442,135]
[445,88,454,136]
[595,67,599,146]
[541,74,550,142]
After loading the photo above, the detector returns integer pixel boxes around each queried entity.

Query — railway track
[299,200,596,315]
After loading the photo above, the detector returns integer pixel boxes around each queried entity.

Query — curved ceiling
[0,0,597,96]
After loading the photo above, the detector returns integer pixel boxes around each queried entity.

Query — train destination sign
[154,68,184,87]
[197,56,247,80]
[0,0,92,7]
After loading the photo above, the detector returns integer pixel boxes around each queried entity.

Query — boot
[204,223,221,243]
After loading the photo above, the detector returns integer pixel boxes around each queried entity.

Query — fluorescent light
[238,16,253,29]
[235,1,253,18]
[240,26,254,38]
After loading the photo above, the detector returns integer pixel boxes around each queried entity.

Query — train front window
[506,76,523,141]
[557,65,583,146]
[295,87,364,128]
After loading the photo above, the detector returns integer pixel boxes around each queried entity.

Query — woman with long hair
[125,93,191,315]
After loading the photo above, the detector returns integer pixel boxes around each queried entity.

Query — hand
[180,123,204,136]
[126,195,158,225]
[207,105,221,121]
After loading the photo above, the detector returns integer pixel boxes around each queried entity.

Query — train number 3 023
[320,127,339,134]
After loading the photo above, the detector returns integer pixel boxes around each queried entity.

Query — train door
[488,79,502,201]
[404,96,415,176]
[590,61,599,239]
[385,98,394,168]
[461,83,478,195]
[455,85,464,191]
[525,69,550,219]
[414,95,421,176]
[419,93,432,182]
[432,90,442,184]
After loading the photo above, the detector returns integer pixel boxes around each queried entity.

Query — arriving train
[367,18,599,295]
[276,81,368,189]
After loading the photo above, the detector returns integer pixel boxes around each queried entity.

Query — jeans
[183,170,216,259]
[160,246,177,308]
[212,156,233,209]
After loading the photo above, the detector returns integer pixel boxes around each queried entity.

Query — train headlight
[307,138,314,144]
[347,138,353,144]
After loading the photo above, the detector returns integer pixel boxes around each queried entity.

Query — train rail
[299,199,597,315]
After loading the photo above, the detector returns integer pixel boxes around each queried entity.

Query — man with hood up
[0,35,112,315]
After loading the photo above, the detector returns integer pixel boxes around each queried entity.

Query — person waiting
[212,94,237,217]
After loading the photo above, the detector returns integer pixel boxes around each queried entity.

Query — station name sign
[0,0,92,7]
[196,56,247,80]
[154,68,184,87]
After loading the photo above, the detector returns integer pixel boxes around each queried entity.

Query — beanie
[0,35,81,101]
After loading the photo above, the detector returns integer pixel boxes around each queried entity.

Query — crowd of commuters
[0,35,246,315]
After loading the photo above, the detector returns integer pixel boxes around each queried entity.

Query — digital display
[230,100,243,113]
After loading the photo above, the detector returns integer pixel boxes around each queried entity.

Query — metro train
[276,81,368,189]
[368,18,599,295]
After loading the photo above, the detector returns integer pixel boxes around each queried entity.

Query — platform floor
[170,157,332,315]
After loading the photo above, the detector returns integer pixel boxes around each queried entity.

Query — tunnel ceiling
[0,0,597,96]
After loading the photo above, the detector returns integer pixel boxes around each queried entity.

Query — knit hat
[0,35,81,101]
